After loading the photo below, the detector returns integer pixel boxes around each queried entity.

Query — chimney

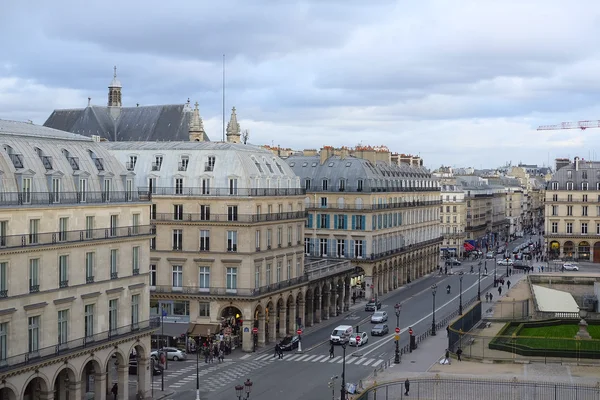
[320,146,334,164]
[87,97,91,107]
[575,156,580,171]
[555,158,570,171]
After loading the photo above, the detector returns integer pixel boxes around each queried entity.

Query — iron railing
[304,186,439,193]
[0,225,153,250]
[0,318,160,372]
[0,191,150,207]
[140,187,305,197]
[153,211,307,223]
[305,200,442,210]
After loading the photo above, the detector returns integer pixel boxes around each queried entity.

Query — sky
[2,0,600,170]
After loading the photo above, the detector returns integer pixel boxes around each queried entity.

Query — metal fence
[483,298,531,321]
[354,377,600,400]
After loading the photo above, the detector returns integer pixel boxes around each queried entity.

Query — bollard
[374,368,377,377]
[359,380,363,390]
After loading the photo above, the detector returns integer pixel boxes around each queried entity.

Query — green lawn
[513,324,600,351]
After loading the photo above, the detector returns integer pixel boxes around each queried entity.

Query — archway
[265,300,276,343]
[564,241,574,260]
[127,343,149,399]
[253,304,264,348]
[286,294,295,334]
[594,242,600,263]
[23,376,49,400]
[578,241,591,261]
[105,350,127,400]
[276,297,285,338]
[53,365,77,400]
[220,305,243,330]
[81,357,103,400]
[549,241,560,259]
[0,387,16,400]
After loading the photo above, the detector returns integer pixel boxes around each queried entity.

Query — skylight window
[346,162,351,167]
[328,162,334,167]
[289,162,295,167]
[312,162,317,167]
[302,162,308,167]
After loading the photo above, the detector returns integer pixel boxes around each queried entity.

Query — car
[486,252,495,259]
[562,263,579,271]
[371,311,388,323]
[445,258,461,266]
[512,262,531,272]
[371,324,389,336]
[497,259,514,266]
[129,360,163,376]
[150,347,187,361]
[278,335,300,351]
[365,299,382,311]
[349,332,368,346]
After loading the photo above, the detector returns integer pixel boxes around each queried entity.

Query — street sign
[395,327,400,334]
[297,329,303,335]
[408,328,413,335]
[252,327,258,334]
[356,335,361,342]
[394,334,400,341]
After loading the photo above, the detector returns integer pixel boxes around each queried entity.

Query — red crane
[537,120,600,131]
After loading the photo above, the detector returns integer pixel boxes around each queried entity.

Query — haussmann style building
[0,119,155,400]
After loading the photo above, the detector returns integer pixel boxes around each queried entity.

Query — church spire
[188,101,207,142]
[108,65,122,109]
[226,107,241,144]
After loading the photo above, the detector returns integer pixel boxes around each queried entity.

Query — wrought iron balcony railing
[140,187,305,197]
[306,200,442,211]
[0,191,150,207]
[154,211,307,223]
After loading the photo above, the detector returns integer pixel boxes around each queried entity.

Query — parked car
[512,262,531,272]
[486,252,495,259]
[349,332,369,347]
[370,311,388,323]
[562,263,579,271]
[129,361,163,376]
[365,299,382,311]
[150,347,187,361]
[371,324,389,336]
[497,259,514,266]
[445,258,461,266]
[278,335,300,351]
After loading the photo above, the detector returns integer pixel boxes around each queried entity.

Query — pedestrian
[329,342,335,358]
[274,344,280,358]
[445,266,448,275]
[485,293,489,302]
[278,346,284,359]
[485,267,488,275]
[443,349,451,365]
[404,378,410,396]
[111,383,118,400]
[498,286,502,296]
[446,325,450,337]
[456,347,463,361]
[507,280,511,290]
[489,293,493,302]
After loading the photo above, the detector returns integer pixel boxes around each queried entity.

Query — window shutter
[344,240,350,257]
[308,214,313,228]
[372,216,376,230]
[326,214,330,229]
[352,215,356,230]
[317,214,321,228]
[350,240,355,257]
[362,216,366,230]
[334,215,338,229]
[344,215,348,230]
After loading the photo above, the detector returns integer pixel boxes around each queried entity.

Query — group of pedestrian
[203,342,225,363]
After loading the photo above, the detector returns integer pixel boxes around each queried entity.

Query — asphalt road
[159,236,540,400]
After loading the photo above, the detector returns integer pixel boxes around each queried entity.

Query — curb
[149,390,175,400]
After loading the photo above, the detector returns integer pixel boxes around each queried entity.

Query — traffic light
[328,381,335,388]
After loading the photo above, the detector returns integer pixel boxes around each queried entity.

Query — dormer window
[551,182,558,190]
[127,155,137,171]
[276,163,284,173]
[289,162,295,167]
[322,179,328,191]
[152,155,163,171]
[88,150,104,171]
[567,170,572,179]
[566,182,574,190]
[582,171,588,179]
[5,145,23,169]
[205,156,215,172]
[582,182,588,190]
[328,162,334,167]
[62,149,79,170]
[312,162,317,167]
[302,162,308,167]
[305,179,311,190]
[34,147,52,170]
[179,156,189,172]
[338,179,345,192]
[265,159,274,173]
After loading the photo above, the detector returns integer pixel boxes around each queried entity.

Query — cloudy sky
[1,0,600,169]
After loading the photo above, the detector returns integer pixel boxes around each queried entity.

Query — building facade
[286,146,442,301]
[545,157,600,262]
[439,183,466,257]
[0,120,154,400]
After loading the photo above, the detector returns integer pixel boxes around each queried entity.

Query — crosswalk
[241,353,384,368]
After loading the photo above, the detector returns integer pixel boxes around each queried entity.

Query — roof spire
[226,106,241,143]
[113,65,117,78]
[188,101,206,141]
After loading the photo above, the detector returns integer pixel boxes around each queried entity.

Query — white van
[330,325,353,344]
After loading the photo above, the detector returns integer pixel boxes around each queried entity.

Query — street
[157,236,541,400]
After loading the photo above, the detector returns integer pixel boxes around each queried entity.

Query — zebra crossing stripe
[353,358,366,365]
[312,355,327,362]
[361,359,375,366]
[320,356,332,362]
[254,354,271,361]
[296,355,311,361]
[371,360,383,368]
[304,355,319,362]
[329,356,342,363]
[240,354,251,360]
[344,358,357,365]
[286,355,303,361]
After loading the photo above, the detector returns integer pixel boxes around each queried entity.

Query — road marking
[296,355,311,361]
[254,354,271,361]
[240,354,251,360]
[329,356,342,363]
[312,355,327,362]
[304,355,318,362]
[361,359,375,366]
[286,354,302,361]
[359,276,492,357]
[344,358,357,365]
[371,360,383,368]
[321,356,332,362]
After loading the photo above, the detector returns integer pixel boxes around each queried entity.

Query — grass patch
[519,324,600,339]
[512,324,600,351]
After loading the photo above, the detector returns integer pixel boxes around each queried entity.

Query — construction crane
[537,120,600,131]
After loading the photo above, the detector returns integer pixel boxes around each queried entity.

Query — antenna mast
[222,54,225,142]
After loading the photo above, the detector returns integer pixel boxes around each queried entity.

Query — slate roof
[44,104,209,142]
[548,159,600,190]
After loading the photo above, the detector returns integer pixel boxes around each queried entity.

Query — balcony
[0,289,7,298]
[0,225,153,251]
[59,280,69,288]
[151,276,309,298]
[0,318,159,373]
[305,200,442,211]
[111,272,119,279]
[86,276,95,284]
[29,285,39,293]
[133,268,140,276]
[305,186,440,193]
[141,187,306,197]
[0,190,151,207]
[154,211,307,223]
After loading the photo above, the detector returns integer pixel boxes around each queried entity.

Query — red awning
[463,242,475,251]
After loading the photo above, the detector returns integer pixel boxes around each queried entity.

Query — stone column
[135,358,150,398]
[364,275,373,300]
[94,372,106,400]
[38,390,55,400]
[278,306,287,338]
[288,303,296,333]
[304,299,312,327]
[322,291,330,320]
[344,284,350,311]
[242,319,253,352]
[67,380,83,400]
[298,300,306,327]
[117,364,129,400]
[268,308,277,342]
[258,313,266,345]
[315,295,322,323]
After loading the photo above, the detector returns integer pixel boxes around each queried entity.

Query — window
[287,226,292,245]
[583,194,588,202]
[276,261,282,282]
[148,177,157,194]
[255,230,261,250]
[320,197,327,207]
[319,238,328,256]
[255,265,261,288]
[552,206,558,216]
[110,249,118,279]
[337,215,346,229]
[0,262,6,297]
[28,316,40,353]
[227,231,238,252]
[357,179,363,192]
[277,227,282,247]
[207,156,216,170]
[296,259,302,276]
[567,170,572,179]
[0,323,6,360]
[567,182,574,190]
[322,179,328,190]
[172,265,183,288]
[132,246,140,274]
[228,206,238,221]
[583,206,588,216]
[128,155,137,170]
[172,229,183,250]
[110,215,118,237]
[179,156,189,171]
[338,179,345,191]
[567,206,573,216]
[199,266,210,289]
[266,263,271,285]
[582,182,589,190]
[150,264,156,286]
[566,222,573,234]
[296,224,301,244]
[22,177,31,204]
[109,299,118,334]
[58,217,68,241]
[582,170,588,179]
[355,215,364,230]
[175,178,184,195]
[226,267,237,290]
[552,194,558,202]
[304,238,310,255]
[354,240,364,258]
[59,255,68,287]
[52,178,61,203]
[84,252,94,283]
[84,305,94,338]
[551,222,558,234]
[287,259,292,279]
[597,223,600,235]
[0,221,6,247]
[582,223,588,234]
[174,204,183,220]
[201,178,210,195]
[103,179,111,201]
[337,239,345,257]
[131,294,140,327]
[198,302,210,317]
[132,213,140,234]
[58,310,69,345]
[320,214,327,228]
[229,178,238,195]
[153,155,163,171]
[305,179,311,190]
[29,258,39,293]
[200,230,210,251]
[29,218,39,244]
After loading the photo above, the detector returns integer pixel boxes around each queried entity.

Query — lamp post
[459,272,464,315]
[477,265,481,301]
[161,308,166,392]
[394,303,402,364]
[195,337,200,400]
[431,283,437,336]
[340,342,347,400]
[493,257,498,287]
[235,379,253,400]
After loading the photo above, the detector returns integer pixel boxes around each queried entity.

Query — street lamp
[459,272,464,315]
[493,257,498,288]
[431,284,437,336]
[195,337,200,400]
[394,303,402,364]
[235,379,253,400]
[477,265,481,301]
[244,379,253,399]
[340,342,347,400]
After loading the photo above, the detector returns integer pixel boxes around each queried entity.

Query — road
[157,236,541,400]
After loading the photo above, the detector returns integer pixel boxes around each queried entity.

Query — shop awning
[463,242,475,251]
[187,323,221,337]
